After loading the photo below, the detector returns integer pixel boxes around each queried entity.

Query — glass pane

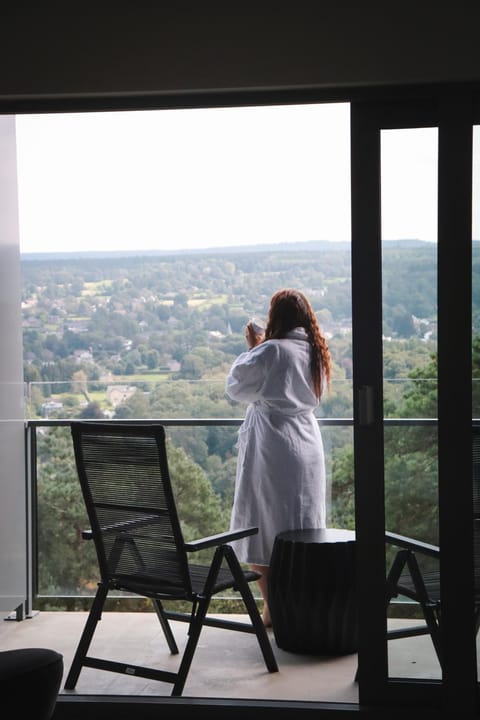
[472,125,480,683]
[473,127,480,420]
[381,127,440,679]
[14,103,358,702]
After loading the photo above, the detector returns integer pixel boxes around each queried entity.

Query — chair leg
[172,545,278,696]
[224,546,279,673]
[386,549,409,602]
[171,597,211,696]
[172,545,229,695]
[404,553,443,669]
[64,583,108,690]
[151,598,179,654]
[416,600,442,669]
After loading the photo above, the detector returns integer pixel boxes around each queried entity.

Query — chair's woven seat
[188,564,260,594]
[110,565,260,598]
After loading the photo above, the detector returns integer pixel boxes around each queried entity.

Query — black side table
[0,648,63,719]
[268,528,357,655]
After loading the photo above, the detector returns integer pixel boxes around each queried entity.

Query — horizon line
[20,237,447,259]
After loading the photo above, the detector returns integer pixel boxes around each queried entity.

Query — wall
[1,4,480,714]
[0,117,27,615]
[1,6,480,102]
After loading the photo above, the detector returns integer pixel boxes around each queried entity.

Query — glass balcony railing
[22,378,446,612]
[27,415,355,608]
[24,373,356,605]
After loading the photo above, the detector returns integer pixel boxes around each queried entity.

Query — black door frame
[7,82,480,718]
[351,93,477,713]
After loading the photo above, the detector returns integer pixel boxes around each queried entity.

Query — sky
[14,103,443,255]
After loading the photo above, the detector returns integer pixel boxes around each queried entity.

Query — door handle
[358,385,375,426]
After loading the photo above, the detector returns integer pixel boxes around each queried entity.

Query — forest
[22,240,480,605]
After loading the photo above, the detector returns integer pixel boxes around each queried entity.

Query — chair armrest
[83,522,258,551]
[184,527,258,552]
[385,531,440,558]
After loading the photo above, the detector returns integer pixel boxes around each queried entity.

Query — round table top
[275,527,356,544]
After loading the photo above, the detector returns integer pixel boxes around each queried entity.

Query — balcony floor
[0,611,441,703]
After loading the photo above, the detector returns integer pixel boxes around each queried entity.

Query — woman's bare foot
[262,606,272,628]
[249,564,271,627]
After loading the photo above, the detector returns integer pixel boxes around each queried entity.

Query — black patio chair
[385,425,480,670]
[64,422,278,696]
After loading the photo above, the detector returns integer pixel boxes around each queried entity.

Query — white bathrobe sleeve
[225,344,277,403]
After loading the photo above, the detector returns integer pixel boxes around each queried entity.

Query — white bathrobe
[226,327,326,566]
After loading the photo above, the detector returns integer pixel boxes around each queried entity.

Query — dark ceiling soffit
[1,79,480,115]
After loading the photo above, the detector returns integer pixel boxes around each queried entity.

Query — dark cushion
[0,648,63,719]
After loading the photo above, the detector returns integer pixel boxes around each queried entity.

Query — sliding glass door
[381,126,439,681]
[351,96,477,713]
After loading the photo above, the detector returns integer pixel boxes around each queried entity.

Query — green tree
[72,369,90,403]
[114,390,151,419]
[79,401,105,419]
[330,444,355,530]
[167,440,228,542]
[146,349,160,369]
[204,453,238,507]
[178,353,205,379]
[383,353,439,544]
[36,427,96,597]
[35,427,228,600]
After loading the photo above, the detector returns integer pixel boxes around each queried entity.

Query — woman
[226,288,331,627]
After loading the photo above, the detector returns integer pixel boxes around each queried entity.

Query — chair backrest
[71,422,192,598]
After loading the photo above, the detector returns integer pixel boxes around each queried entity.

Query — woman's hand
[246,322,265,348]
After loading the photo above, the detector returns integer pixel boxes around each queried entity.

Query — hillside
[21,239,477,420]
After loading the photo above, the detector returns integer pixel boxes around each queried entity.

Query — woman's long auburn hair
[263,288,331,400]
